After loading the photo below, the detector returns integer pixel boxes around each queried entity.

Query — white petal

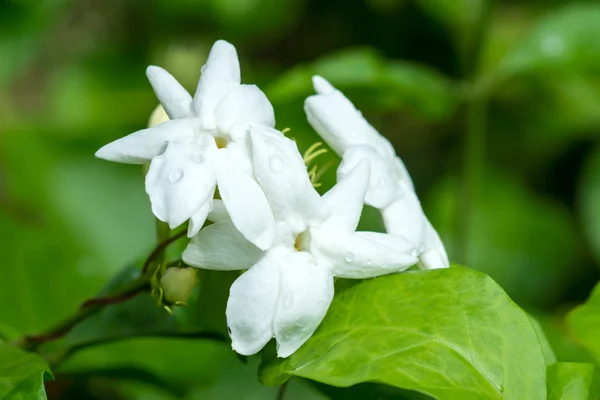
[215,85,275,133]
[193,40,241,128]
[216,149,275,250]
[418,218,449,270]
[311,228,418,278]
[321,160,370,232]
[381,182,427,249]
[304,76,383,156]
[312,75,336,95]
[249,125,329,233]
[146,66,193,119]
[226,246,289,355]
[182,220,263,270]
[145,137,217,228]
[273,251,334,358]
[338,146,402,209]
[187,198,212,237]
[207,199,229,222]
[95,118,199,164]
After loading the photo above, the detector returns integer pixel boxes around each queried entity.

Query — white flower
[304,76,449,270]
[95,40,277,249]
[182,127,418,357]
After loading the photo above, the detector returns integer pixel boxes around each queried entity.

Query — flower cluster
[96,40,448,358]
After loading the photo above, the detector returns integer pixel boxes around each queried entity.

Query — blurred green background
[2,0,600,398]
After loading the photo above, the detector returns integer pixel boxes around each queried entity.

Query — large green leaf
[546,362,599,400]
[266,48,458,120]
[500,4,600,76]
[0,343,52,399]
[568,283,600,364]
[260,267,546,400]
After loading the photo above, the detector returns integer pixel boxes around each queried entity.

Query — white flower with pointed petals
[95,40,276,249]
[182,130,418,357]
[305,76,449,270]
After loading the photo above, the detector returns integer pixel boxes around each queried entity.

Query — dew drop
[345,252,355,262]
[378,178,386,188]
[191,154,205,164]
[269,156,284,172]
[284,331,294,340]
[283,293,294,309]
[168,169,184,184]
[366,259,372,266]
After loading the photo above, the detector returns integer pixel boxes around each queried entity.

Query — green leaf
[500,4,600,76]
[413,0,489,59]
[266,48,458,120]
[528,315,557,366]
[546,362,599,400]
[260,267,546,400]
[579,147,600,266]
[0,343,53,399]
[568,283,600,364]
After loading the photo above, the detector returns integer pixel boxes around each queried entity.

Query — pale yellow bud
[160,267,197,304]
[148,104,170,128]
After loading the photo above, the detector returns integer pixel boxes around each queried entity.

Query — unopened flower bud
[160,267,197,304]
[148,104,169,128]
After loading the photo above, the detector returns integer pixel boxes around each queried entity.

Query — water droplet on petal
[269,156,284,172]
[345,252,355,262]
[284,331,294,340]
[191,154,205,164]
[168,169,184,184]
[378,178,386,188]
[366,259,372,266]
[283,293,294,309]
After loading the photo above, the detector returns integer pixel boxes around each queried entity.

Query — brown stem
[142,229,187,274]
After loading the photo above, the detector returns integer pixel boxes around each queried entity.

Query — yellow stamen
[215,137,228,149]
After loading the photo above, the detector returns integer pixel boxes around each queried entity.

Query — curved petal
[187,198,212,237]
[249,125,329,233]
[145,137,217,228]
[182,220,263,270]
[207,199,229,222]
[95,118,199,164]
[321,160,370,232]
[146,66,193,119]
[273,251,334,358]
[226,246,290,356]
[418,218,449,270]
[193,40,241,129]
[215,85,275,133]
[216,149,275,250]
[311,227,418,278]
[381,182,427,249]
[338,146,402,209]
[304,76,382,156]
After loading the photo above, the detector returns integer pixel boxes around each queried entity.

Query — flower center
[294,229,310,252]
[215,137,228,149]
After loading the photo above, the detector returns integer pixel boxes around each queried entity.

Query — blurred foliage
[2,0,600,398]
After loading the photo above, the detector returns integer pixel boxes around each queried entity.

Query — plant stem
[457,96,487,262]
[276,381,288,400]
[17,277,150,351]
[16,230,187,351]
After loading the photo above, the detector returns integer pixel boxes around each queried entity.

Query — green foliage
[267,48,458,120]
[579,147,600,266]
[546,362,600,400]
[260,267,546,400]
[427,170,582,307]
[500,4,600,76]
[568,283,600,364]
[0,343,52,399]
